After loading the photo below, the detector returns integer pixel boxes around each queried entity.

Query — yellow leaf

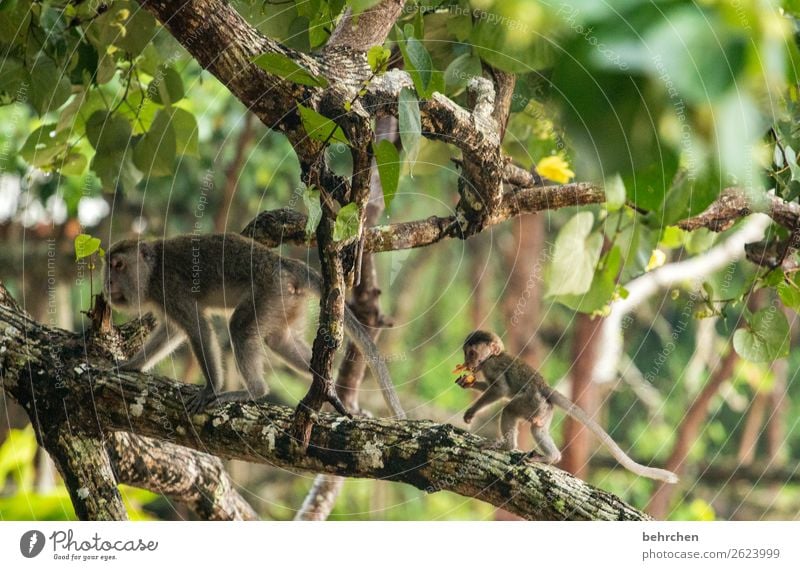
[536,155,575,184]
[646,249,666,271]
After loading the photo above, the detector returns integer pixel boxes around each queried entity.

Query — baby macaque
[454,330,678,483]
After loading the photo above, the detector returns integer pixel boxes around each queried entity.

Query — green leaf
[546,212,603,297]
[777,276,800,313]
[604,173,626,211]
[74,234,104,260]
[29,57,71,115]
[0,57,28,99]
[252,52,328,88]
[399,34,433,97]
[149,67,184,106]
[114,0,156,56]
[86,112,133,152]
[367,45,391,74]
[303,186,322,238]
[91,150,142,193]
[398,88,421,173]
[297,104,350,146]
[19,125,70,168]
[443,53,482,95]
[351,0,382,15]
[333,202,360,242]
[556,246,622,314]
[285,16,311,52]
[373,139,400,210]
[59,153,88,176]
[733,308,790,363]
[0,0,29,46]
[133,109,177,177]
[396,26,442,98]
[785,146,800,182]
[170,108,199,157]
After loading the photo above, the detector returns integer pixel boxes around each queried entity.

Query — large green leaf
[29,57,71,115]
[333,202,361,242]
[443,53,482,96]
[114,0,157,56]
[133,109,177,177]
[397,25,444,99]
[91,150,142,192]
[252,52,328,88]
[86,112,133,152]
[0,57,28,99]
[297,104,350,146]
[19,125,69,168]
[546,212,603,297]
[170,108,199,157]
[149,66,184,106]
[733,308,790,363]
[373,139,400,210]
[398,88,421,171]
[303,186,322,238]
[556,246,621,313]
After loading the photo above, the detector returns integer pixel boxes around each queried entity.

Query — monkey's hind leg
[228,300,270,402]
[492,406,522,451]
[527,405,562,464]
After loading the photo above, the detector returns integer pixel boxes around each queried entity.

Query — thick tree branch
[244,182,605,251]
[326,0,406,51]
[0,286,650,521]
[109,433,258,520]
[45,431,128,520]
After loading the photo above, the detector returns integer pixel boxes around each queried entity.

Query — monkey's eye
[111,258,125,271]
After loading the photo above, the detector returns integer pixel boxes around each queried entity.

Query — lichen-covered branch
[44,431,128,521]
[0,285,649,521]
[109,433,258,520]
[326,0,406,51]
[244,182,605,251]
[678,188,800,232]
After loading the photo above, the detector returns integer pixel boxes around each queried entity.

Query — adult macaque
[104,233,405,418]
[454,330,678,483]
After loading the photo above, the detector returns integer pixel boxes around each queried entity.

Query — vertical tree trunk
[502,214,546,364]
[737,392,768,465]
[214,114,256,233]
[646,348,738,519]
[560,313,603,478]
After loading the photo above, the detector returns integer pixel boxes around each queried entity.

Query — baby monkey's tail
[546,389,678,483]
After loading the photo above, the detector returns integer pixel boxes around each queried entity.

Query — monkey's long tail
[546,389,678,484]
[302,264,406,419]
[342,307,406,419]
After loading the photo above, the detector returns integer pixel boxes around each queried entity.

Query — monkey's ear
[491,341,502,355]
[138,242,155,262]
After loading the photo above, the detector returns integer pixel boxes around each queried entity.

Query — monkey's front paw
[463,412,474,424]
